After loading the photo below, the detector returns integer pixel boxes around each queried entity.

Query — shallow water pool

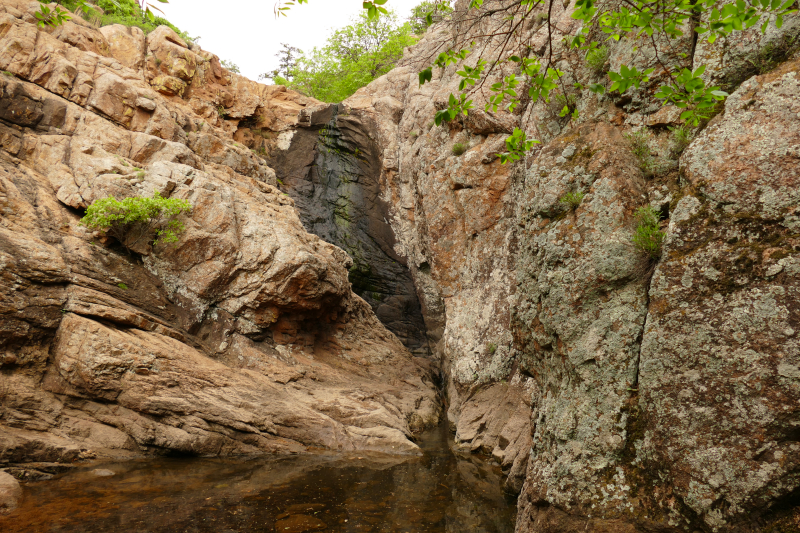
[0,425,516,532]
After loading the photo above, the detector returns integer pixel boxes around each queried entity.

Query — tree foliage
[275,0,793,163]
[221,60,241,73]
[408,0,454,33]
[273,11,417,103]
[260,43,303,81]
[80,193,192,253]
[35,0,193,41]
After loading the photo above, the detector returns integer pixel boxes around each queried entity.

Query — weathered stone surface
[99,24,145,73]
[0,471,21,514]
[637,57,800,530]
[694,13,800,89]
[513,122,652,528]
[0,0,439,464]
[274,104,430,356]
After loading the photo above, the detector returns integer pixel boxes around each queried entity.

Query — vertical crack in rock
[273,104,430,356]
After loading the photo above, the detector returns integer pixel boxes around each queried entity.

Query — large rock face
[322,0,800,531]
[513,121,651,521]
[270,104,430,356]
[0,0,439,463]
[637,57,800,530]
[1,0,800,530]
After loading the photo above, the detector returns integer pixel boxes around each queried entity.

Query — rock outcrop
[0,471,21,514]
[269,104,431,356]
[2,0,800,530]
[307,1,800,531]
[0,0,440,463]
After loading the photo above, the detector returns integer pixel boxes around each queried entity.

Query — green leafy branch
[654,66,728,125]
[34,3,73,27]
[434,92,474,125]
[499,127,540,164]
[363,0,390,19]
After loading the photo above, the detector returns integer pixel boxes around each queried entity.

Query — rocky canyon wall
[326,0,800,531]
[0,0,441,467]
[268,104,431,357]
[1,0,800,531]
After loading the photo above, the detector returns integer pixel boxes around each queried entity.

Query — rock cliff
[305,1,798,531]
[0,0,441,467]
[1,0,799,531]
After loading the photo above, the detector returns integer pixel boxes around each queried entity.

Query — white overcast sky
[159,0,422,81]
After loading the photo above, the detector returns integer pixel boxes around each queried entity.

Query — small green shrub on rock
[559,190,585,210]
[452,142,467,156]
[631,206,665,259]
[585,44,609,76]
[80,192,192,252]
[668,124,694,157]
[625,129,667,177]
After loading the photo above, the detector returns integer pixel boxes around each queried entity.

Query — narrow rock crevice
[272,104,430,357]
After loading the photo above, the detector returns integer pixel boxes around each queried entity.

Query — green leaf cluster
[631,206,665,259]
[34,3,73,28]
[80,192,192,252]
[499,128,539,164]
[277,11,417,103]
[608,64,655,93]
[363,0,390,19]
[654,66,728,125]
[408,1,453,33]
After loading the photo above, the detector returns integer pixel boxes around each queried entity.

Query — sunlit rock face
[0,0,440,463]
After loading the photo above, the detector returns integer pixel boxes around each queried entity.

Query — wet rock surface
[272,104,430,356]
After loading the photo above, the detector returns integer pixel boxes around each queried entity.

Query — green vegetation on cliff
[81,193,192,252]
[266,11,417,103]
[631,206,665,260]
[36,0,193,41]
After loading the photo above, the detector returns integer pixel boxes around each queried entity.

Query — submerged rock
[274,514,327,533]
[0,472,21,514]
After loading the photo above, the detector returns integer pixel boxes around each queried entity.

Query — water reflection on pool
[0,425,517,532]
